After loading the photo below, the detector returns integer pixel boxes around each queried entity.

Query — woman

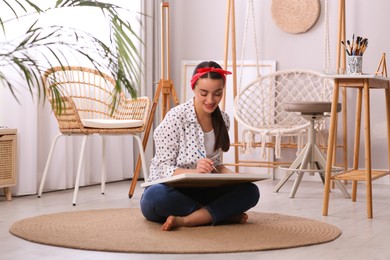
[140,61,260,231]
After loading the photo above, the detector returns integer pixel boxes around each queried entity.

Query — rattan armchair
[38,66,150,205]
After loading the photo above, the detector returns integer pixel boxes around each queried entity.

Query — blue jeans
[140,182,260,225]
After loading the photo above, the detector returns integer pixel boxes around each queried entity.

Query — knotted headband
[190,67,232,89]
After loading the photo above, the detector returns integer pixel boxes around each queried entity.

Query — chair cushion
[284,102,341,114]
[81,119,144,129]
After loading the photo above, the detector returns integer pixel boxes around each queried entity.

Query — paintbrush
[341,41,351,55]
[347,40,352,55]
[360,39,368,55]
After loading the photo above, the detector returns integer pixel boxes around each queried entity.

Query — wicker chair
[234,70,332,159]
[38,66,150,205]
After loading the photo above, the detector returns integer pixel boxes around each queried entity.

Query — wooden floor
[2,178,390,260]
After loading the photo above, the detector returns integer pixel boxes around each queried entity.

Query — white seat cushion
[81,119,144,129]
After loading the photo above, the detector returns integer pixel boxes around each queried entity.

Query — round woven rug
[9,208,341,254]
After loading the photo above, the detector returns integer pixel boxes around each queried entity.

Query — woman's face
[193,77,224,114]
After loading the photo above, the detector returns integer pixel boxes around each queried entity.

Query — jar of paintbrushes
[342,34,368,75]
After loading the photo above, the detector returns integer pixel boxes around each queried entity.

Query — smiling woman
[140,60,260,231]
[0,0,144,196]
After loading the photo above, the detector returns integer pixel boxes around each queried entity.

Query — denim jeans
[140,182,260,225]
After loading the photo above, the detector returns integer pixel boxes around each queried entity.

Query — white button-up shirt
[148,98,230,182]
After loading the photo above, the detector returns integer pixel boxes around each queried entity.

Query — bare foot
[162,216,184,231]
[225,213,249,224]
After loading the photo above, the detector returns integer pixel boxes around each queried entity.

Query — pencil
[197,149,219,173]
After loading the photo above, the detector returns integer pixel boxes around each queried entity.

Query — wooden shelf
[333,169,390,181]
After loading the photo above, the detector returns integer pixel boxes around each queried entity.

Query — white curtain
[1,87,39,195]
[0,1,145,196]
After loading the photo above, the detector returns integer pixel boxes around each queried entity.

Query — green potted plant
[1,0,143,106]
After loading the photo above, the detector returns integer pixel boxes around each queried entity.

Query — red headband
[190,67,232,89]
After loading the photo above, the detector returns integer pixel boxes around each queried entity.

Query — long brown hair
[192,61,230,152]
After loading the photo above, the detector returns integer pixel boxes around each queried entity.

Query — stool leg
[274,171,296,193]
[289,143,312,198]
[334,179,351,198]
[289,120,316,197]
[289,171,305,198]
[274,144,310,193]
[314,143,350,198]
[293,144,325,194]
[315,162,325,183]
[275,120,314,195]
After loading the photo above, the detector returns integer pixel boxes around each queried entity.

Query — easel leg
[128,82,180,198]
[222,0,240,173]
[128,3,180,198]
[128,81,162,198]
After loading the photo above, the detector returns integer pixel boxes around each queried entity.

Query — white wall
[162,0,390,182]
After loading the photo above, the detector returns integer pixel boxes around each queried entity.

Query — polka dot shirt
[148,98,230,182]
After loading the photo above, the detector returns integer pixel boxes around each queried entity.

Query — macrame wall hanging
[323,0,332,74]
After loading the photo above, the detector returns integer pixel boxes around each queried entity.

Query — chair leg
[72,135,88,206]
[38,133,64,198]
[101,136,106,195]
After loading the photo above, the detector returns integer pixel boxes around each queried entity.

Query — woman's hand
[196,158,216,173]
[172,158,219,176]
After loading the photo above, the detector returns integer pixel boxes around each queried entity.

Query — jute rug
[9,208,341,254]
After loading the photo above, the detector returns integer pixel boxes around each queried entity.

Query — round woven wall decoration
[271,0,321,34]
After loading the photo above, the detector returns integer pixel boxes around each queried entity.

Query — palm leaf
[0,0,143,112]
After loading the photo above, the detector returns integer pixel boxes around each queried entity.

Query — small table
[322,74,390,218]
[0,128,17,201]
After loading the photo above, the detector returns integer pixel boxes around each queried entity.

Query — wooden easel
[334,0,348,176]
[222,0,239,173]
[128,2,179,198]
[375,53,388,77]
